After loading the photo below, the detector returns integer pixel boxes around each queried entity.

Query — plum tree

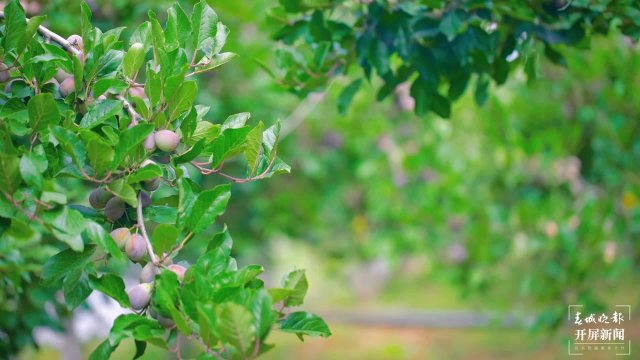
[0,1,330,358]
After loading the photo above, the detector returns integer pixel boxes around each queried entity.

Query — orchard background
[1,0,640,359]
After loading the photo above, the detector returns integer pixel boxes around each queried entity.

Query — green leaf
[262,121,281,156]
[84,221,126,262]
[106,314,166,348]
[174,138,206,164]
[28,94,60,132]
[52,126,87,168]
[89,274,130,308]
[22,15,46,54]
[165,3,192,50]
[475,74,490,106]
[222,112,250,131]
[19,154,42,190]
[439,10,463,41]
[42,245,96,285]
[280,312,331,339]
[111,124,154,170]
[151,224,178,257]
[0,154,20,195]
[80,100,123,129]
[193,52,238,73]
[337,79,362,115]
[148,10,165,52]
[197,304,218,347]
[133,340,147,360]
[143,206,177,224]
[63,269,92,310]
[88,339,115,360]
[130,21,152,50]
[167,81,197,121]
[187,184,231,233]
[210,22,229,56]
[83,131,114,177]
[245,122,264,175]
[45,207,87,251]
[282,269,308,307]
[108,179,138,207]
[268,288,294,303]
[123,43,146,79]
[80,1,93,51]
[207,127,251,168]
[249,289,276,340]
[217,302,256,356]
[93,78,128,98]
[128,163,162,183]
[3,1,26,54]
[192,1,220,54]
[190,121,220,145]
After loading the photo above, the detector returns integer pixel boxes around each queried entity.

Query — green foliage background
[4,0,640,359]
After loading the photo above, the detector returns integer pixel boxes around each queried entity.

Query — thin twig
[2,191,53,232]
[117,94,141,126]
[137,192,159,265]
[163,232,194,261]
[191,155,277,184]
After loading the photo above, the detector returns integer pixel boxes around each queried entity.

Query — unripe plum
[126,233,148,262]
[59,77,75,97]
[67,34,83,51]
[109,227,131,249]
[89,188,113,209]
[143,178,160,192]
[140,191,152,208]
[154,130,180,152]
[149,308,175,328]
[55,69,72,83]
[128,86,147,99]
[104,197,126,221]
[0,63,10,82]
[128,283,152,310]
[167,264,187,281]
[140,263,159,283]
[153,154,171,164]
[143,134,156,152]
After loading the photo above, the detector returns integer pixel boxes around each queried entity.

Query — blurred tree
[266,0,640,117]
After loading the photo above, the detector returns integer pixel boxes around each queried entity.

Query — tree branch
[137,192,159,265]
[191,154,278,184]
[163,232,193,262]
[0,12,81,56]
[117,94,141,126]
